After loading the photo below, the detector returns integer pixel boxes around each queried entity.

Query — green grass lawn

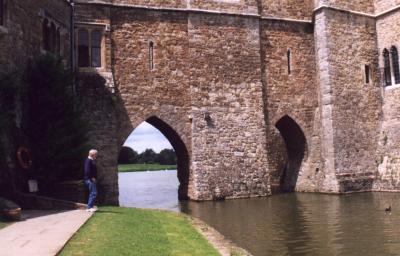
[0,216,12,229]
[118,164,177,172]
[59,207,220,256]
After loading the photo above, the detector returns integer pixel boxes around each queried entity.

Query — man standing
[84,149,98,212]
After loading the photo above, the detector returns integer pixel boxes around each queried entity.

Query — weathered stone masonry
[0,0,72,194]
[4,0,400,204]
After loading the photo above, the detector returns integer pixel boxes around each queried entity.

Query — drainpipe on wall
[70,0,76,95]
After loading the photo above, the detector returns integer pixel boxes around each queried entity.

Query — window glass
[0,0,4,26]
[391,46,400,84]
[149,41,154,70]
[78,29,90,67]
[50,23,56,53]
[365,65,370,84]
[55,28,61,55]
[43,19,51,51]
[383,49,392,86]
[91,30,102,67]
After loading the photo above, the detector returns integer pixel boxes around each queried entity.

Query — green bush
[24,55,89,192]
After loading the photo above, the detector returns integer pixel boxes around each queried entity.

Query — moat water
[119,171,400,256]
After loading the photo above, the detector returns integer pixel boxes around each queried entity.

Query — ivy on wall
[0,72,18,194]
[24,55,89,194]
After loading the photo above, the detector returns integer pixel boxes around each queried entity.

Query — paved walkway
[0,210,92,256]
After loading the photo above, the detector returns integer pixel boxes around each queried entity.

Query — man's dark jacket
[84,158,97,180]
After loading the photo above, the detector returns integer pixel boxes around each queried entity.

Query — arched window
[287,50,291,75]
[78,29,90,67]
[42,19,51,51]
[55,28,61,55]
[391,46,400,84]
[50,22,56,53]
[149,41,154,70]
[91,29,102,67]
[383,49,392,86]
[0,0,4,26]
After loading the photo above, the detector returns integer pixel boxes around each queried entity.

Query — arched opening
[275,115,307,192]
[146,116,189,200]
[118,116,190,210]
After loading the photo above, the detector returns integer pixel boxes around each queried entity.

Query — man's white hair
[89,149,98,156]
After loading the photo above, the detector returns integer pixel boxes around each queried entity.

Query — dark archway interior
[276,116,307,192]
[145,116,190,200]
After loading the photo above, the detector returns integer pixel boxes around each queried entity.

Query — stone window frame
[75,24,106,72]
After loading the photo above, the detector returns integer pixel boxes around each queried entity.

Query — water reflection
[118,170,179,211]
[181,193,400,256]
[119,171,400,256]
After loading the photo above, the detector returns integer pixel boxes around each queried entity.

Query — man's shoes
[86,207,98,212]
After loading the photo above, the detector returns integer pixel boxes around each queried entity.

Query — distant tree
[118,146,139,164]
[139,149,157,164]
[156,149,177,165]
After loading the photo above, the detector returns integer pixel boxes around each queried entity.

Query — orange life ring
[16,147,32,170]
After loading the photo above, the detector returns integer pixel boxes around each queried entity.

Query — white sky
[123,122,173,153]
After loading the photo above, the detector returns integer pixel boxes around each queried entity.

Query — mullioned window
[77,27,103,68]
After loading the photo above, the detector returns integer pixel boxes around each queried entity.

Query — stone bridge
[75,1,321,205]
[4,0,400,205]
[73,0,399,204]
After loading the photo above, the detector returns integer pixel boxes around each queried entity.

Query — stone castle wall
[0,0,71,72]
[374,0,400,14]
[260,0,313,20]
[314,0,375,13]
[188,13,270,199]
[315,8,381,192]
[76,3,272,202]
[4,0,400,203]
[76,0,259,14]
[56,1,400,201]
[260,19,321,192]
[0,0,71,194]
[374,9,400,191]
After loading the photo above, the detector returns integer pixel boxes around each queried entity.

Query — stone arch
[275,115,307,192]
[120,115,190,200]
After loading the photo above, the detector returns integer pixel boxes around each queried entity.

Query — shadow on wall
[76,72,191,203]
[275,115,307,193]
[75,72,131,205]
